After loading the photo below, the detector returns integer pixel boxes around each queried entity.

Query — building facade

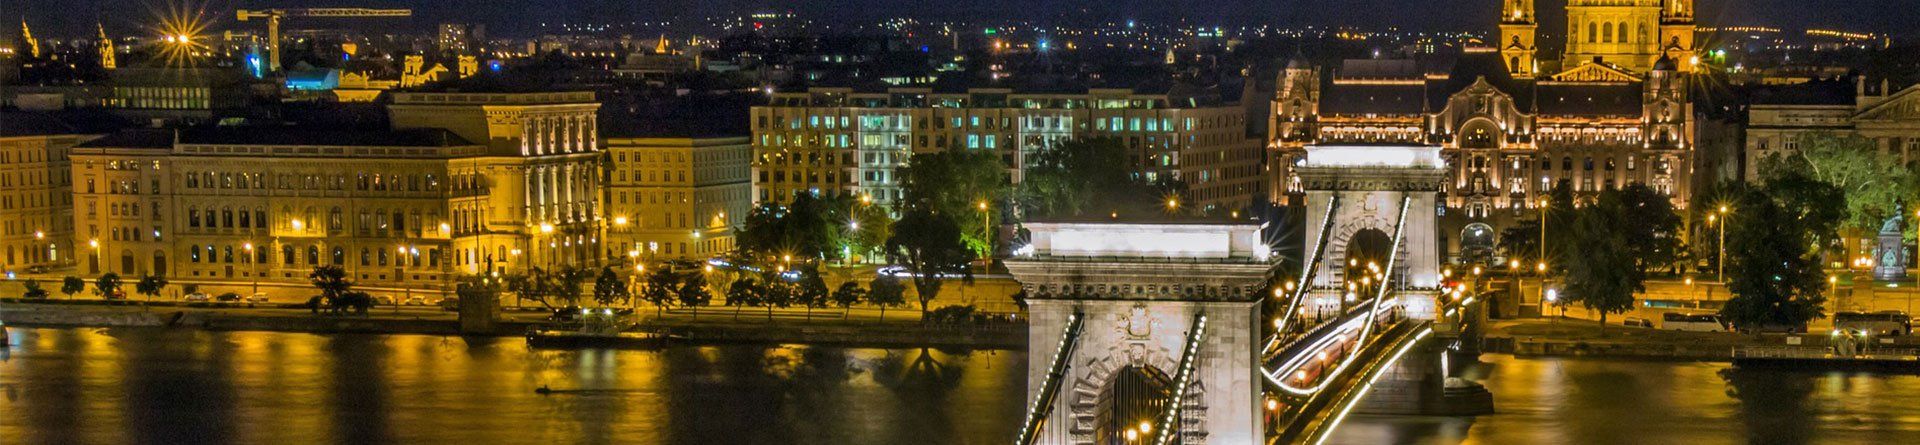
[65,91,606,294]
[1272,48,1694,262]
[751,87,1264,211]
[1745,78,1920,177]
[0,113,77,275]
[603,136,752,261]
[388,91,605,272]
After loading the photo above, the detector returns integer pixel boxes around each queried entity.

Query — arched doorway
[1460,223,1497,265]
[1095,365,1172,444]
[152,251,169,277]
[120,250,136,275]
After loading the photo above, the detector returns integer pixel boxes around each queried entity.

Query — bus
[1662,313,1728,332]
[1834,311,1911,336]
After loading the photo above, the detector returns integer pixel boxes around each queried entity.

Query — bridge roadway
[1257,289,1479,444]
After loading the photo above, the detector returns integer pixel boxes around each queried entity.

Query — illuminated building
[1556,0,1696,74]
[0,113,76,274]
[603,136,751,260]
[1745,78,1920,181]
[751,86,1264,211]
[66,91,604,291]
[1271,1,1698,262]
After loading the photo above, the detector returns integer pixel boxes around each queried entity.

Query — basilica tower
[1564,0,1666,73]
[1658,0,1697,71]
[1499,0,1538,76]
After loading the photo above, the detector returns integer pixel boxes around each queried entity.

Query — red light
[753,22,763,30]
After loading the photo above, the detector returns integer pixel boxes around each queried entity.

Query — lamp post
[977,200,992,252]
[243,243,257,295]
[1713,205,1728,282]
[1538,197,1548,267]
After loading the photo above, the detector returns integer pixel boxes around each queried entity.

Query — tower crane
[235,8,412,73]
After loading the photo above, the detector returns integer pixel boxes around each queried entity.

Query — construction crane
[235,8,412,73]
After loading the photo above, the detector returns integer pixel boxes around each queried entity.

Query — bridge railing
[1015,312,1085,445]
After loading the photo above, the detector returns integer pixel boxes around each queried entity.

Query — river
[3,327,1917,444]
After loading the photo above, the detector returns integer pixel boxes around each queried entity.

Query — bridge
[1009,145,1491,445]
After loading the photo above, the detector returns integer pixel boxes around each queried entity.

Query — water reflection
[0,327,1024,445]
[1333,355,1920,445]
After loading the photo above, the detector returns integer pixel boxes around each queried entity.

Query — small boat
[526,329,675,349]
[525,309,673,349]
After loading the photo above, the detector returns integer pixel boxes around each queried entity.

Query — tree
[592,266,629,307]
[886,209,977,318]
[797,268,830,320]
[1616,183,1684,274]
[308,265,353,314]
[135,275,169,301]
[22,279,49,299]
[61,276,85,299]
[1720,188,1828,332]
[1758,132,1916,235]
[868,273,907,321]
[1562,190,1644,335]
[94,273,122,299]
[761,273,795,321]
[676,273,713,308]
[503,271,546,308]
[1761,168,1848,255]
[831,282,867,310]
[899,150,1006,254]
[1018,137,1179,218]
[640,267,677,316]
[848,202,896,262]
[554,266,590,307]
[736,192,846,262]
[726,276,764,307]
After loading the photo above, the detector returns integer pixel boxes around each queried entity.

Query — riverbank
[0,301,1024,349]
[1483,318,1920,361]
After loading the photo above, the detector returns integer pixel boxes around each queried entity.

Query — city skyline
[6,0,1919,37]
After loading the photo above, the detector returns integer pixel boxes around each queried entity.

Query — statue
[1874,203,1908,281]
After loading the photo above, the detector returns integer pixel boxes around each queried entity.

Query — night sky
[6,0,1918,39]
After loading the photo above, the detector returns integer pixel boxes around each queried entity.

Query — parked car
[247,293,270,303]
[103,290,127,300]
[25,265,50,274]
[1622,316,1656,328]
[373,295,397,306]
[215,292,244,302]
[403,296,428,306]
[184,293,212,302]
[438,296,461,311]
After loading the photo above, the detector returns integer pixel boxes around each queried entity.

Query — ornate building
[1271,0,1697,263]
[67,91,604,295]
[1508,0,1697,75]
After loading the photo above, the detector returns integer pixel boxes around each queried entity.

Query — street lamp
[243,243,258,295]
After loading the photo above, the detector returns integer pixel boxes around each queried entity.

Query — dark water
[1331,354,1920,445]
[6,328,1920,445]
[0,327,1025,445]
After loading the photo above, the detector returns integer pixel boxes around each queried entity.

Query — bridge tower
[1295,145,1447,320]
[1009,221,1272,445]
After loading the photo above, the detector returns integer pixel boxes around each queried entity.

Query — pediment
[1855,84,1920,122]
[1550,62,1642,83]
